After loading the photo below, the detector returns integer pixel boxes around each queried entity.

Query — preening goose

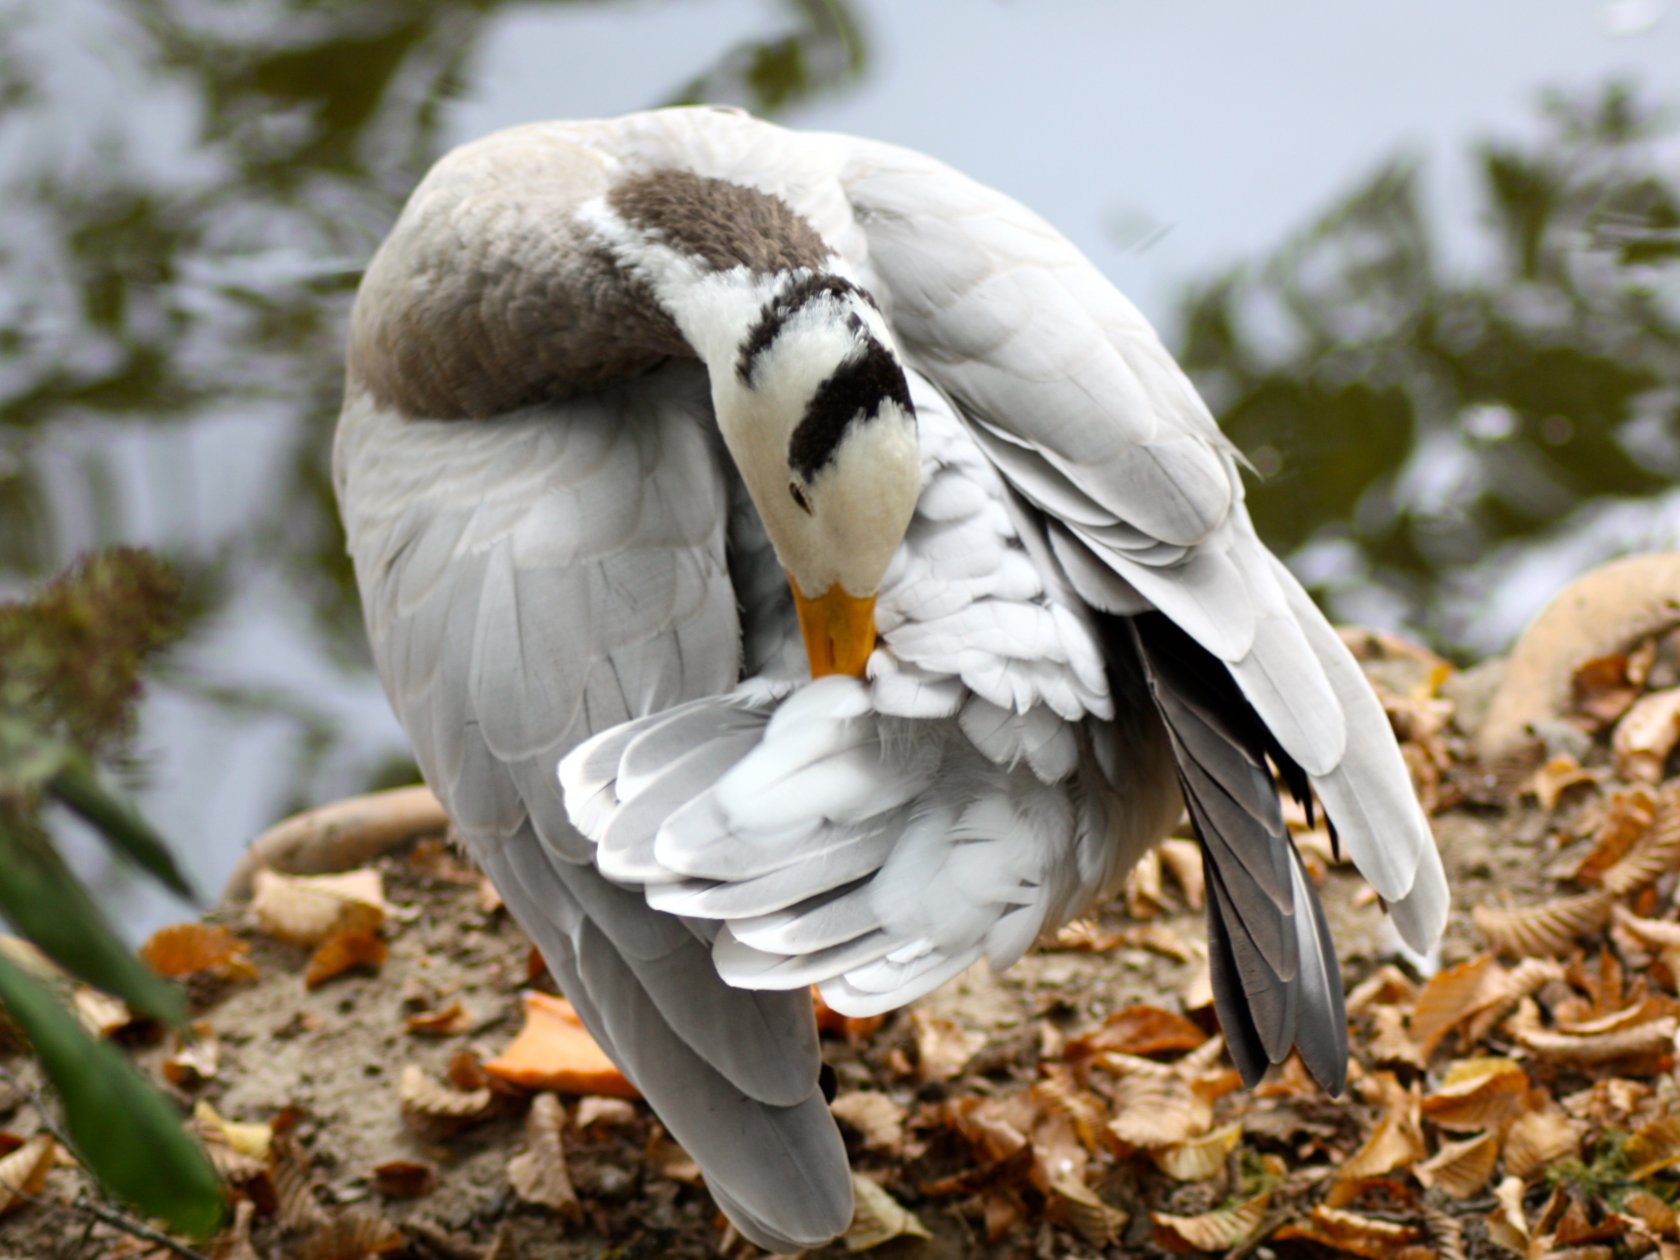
[335,106,1448,1252]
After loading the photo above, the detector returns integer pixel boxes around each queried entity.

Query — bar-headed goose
[335,106,1447,1252]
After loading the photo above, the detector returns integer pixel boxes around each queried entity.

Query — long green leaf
[0,953,224,1238]
[46,756,197,899]
[0,814,185,1024]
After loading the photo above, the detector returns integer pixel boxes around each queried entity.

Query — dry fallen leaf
[1414,1131,1500,1199]
[1624,1190,1680,1240]
[1628,1116,1680,1180]
[407,837,481,885]
[399,1064,494,1141]
[140,922,257,981]
[911,1010,985,1083]
[163,1022,219,1088]
[0,1134,55,1217]
[1346,964,1420,1015]
[645,1127,701,1185]
[483,992,638,1098]
[1513,1001,1677,1064]
[1330,1097,1425,1200]
[272,1132,330,1233]
[573,1096,638,1131]
[1124,848,1165,917]
[843,1174,930,1251]
[1065,1005,1207,1061]
[1420,1058,1529,1132]
[1045,1173,1127,1246]
[1152,1181,1274,1252]
[1052,918,1124,952]
[1529,755,1605,811]
[1484,1174,1531,1254]
[296,1207,404,1260]
[404,1002,473,1036]
[506,1093,582,1223]
[1503,1103,1584,1179]
[1275,1205,1425,1257]
[1564,786,1657,885]
[1157,838,1205,909]
[1600,795,1680,897]
[1615,688,1680,783]
[72,986,133,1038]
[371,1159,436,1200]
[193,1100,273,1162]
[1474,890,1615,958]
[1410,954,1505,1058]
[831,1092,906,1153]
[252,868,390,948]
[304,927,388,989]
[1099,1057,1213,1149]
[1572,650,1647,728]
[1150,1121,1241,1182]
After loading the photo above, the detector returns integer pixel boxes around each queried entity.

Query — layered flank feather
[563,676,1134,1018]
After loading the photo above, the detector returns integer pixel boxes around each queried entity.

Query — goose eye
[789,482,812,514]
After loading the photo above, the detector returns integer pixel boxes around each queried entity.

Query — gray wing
[836,134,1447,947]
[333,360,850,1252]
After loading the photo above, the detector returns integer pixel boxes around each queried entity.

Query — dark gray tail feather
[1128,612,1349,1095]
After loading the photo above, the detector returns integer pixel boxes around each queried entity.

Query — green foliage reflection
[1175,86,1680,654]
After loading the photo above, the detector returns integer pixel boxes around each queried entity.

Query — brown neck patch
[608,169,831,274]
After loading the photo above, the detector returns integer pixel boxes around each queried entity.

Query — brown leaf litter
[2,554,1680,1256]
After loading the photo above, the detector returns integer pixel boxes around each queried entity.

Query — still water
[3,0,1678,935]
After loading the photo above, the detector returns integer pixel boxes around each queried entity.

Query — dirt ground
[4,576,1680,1259]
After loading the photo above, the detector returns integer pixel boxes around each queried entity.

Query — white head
[713,275,921,674]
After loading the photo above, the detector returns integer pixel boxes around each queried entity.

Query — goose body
[335,107,1448,1251]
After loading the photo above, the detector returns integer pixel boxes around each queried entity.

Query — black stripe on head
[788,335,915,482]
[736,274,878,384]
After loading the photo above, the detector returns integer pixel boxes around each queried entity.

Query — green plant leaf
[46,756,197,899]
[0,952,224,1238]
[0,812,185,1024]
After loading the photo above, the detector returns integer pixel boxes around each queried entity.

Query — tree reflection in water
[1175,86,1680,655]
[0,0,866,922]
[0,3,1673,927]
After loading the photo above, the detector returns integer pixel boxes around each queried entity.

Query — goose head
[713,276,921,678]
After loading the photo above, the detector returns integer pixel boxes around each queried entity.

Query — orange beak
[788,575,878,679]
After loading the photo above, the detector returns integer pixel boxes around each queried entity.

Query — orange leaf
[1066,1005,1208,1060]
[1409,954,1503,1058]
[139,922,256,981]
[812,989,885,1041]
[483,992,638,1098]
[304,929,387,989]
[404,1002,472,1036]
